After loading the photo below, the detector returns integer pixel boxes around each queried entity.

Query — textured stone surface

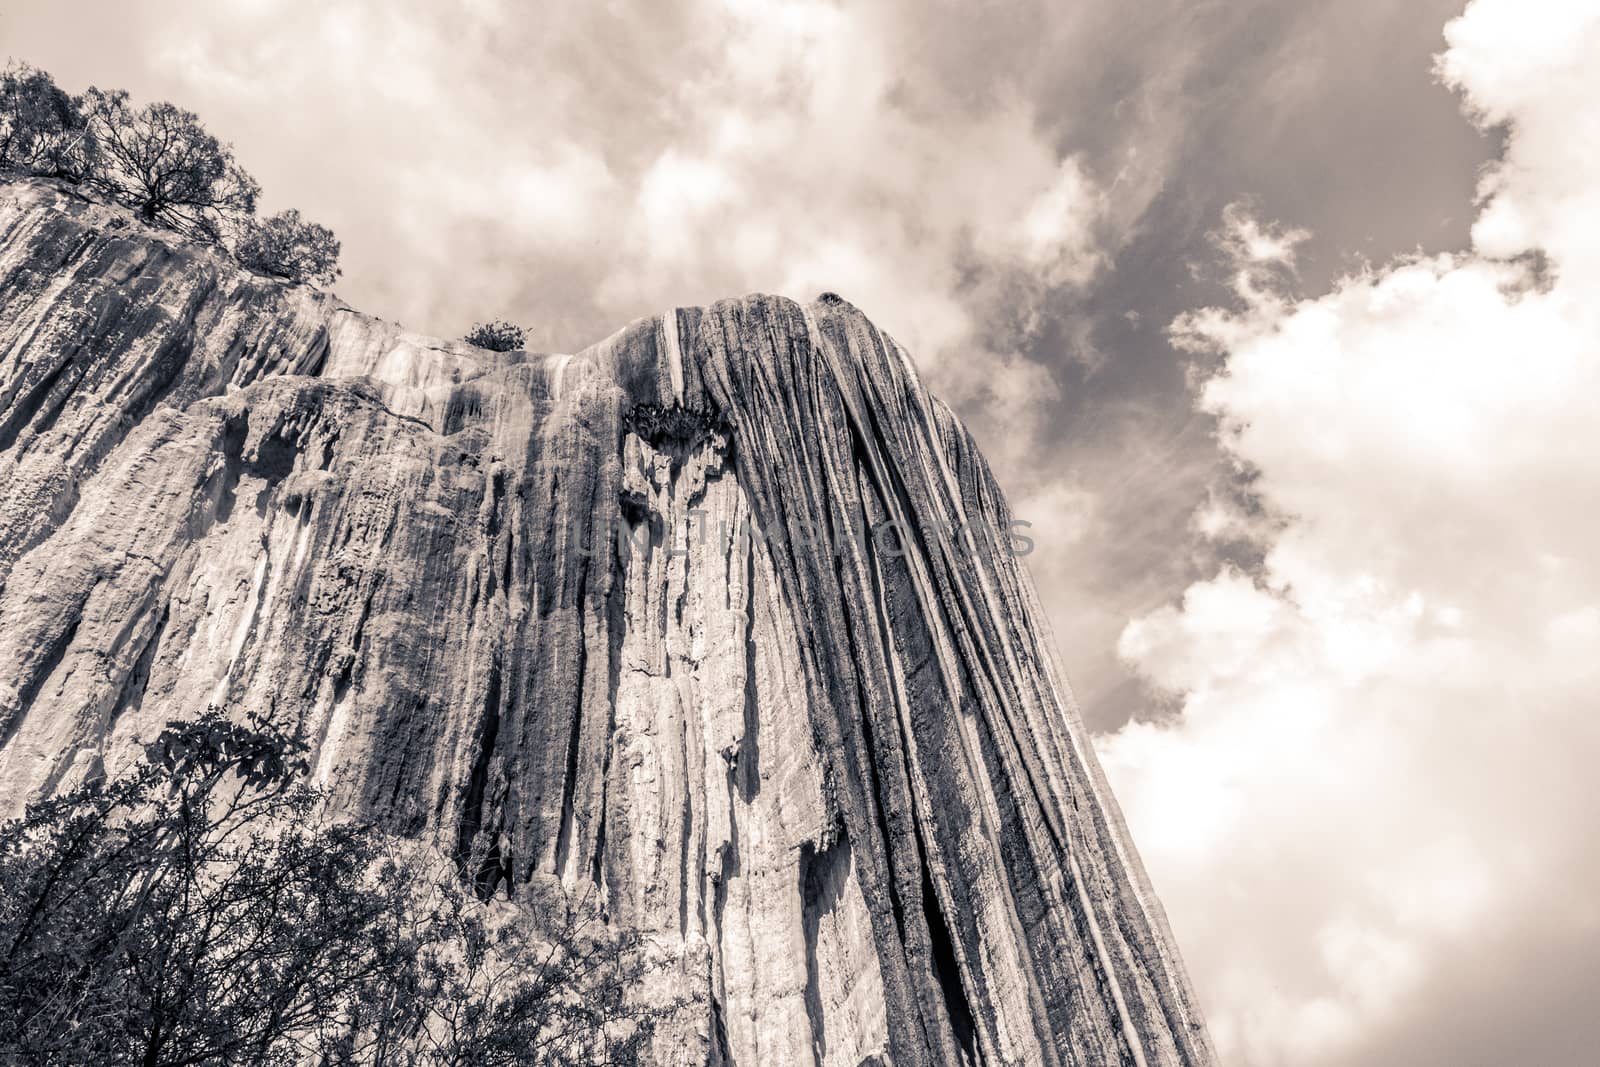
[0,178,1214,1066]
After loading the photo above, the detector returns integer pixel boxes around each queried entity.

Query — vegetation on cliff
[236,208,342,288]
[0,709,659,1066]
[0,61,339,287]
[463,319,527,352]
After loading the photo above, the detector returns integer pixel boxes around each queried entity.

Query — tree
[464,320,526,352]
[78,87,259,243]
[0,709,392,1065]
[0,707,664,1066]
[0,62,92,179]
[4,64,345,287]
[336,846,659,1067]
[236,209,342,287]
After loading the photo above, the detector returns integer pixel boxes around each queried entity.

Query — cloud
[133,0,1109,387]
[1097,1,1600,1063]
[1215,202,1310,270]
[998,155,1109,288]
[13,0,1465,746]
[71,0,1126,589]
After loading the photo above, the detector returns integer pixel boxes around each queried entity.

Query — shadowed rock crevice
[456,658,505,897]
[919,854,981,1066]
[112,598,170,724]
[801,832,850,1063]
[736,536,762,804]
[0,345,76,453]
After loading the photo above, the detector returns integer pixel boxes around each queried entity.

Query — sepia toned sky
[5,1,1597,1063]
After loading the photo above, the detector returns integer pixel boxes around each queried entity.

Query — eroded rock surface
[0,178,1214,1066]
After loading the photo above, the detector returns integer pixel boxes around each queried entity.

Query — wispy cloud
[9,5,1572,1058]
[137,1,1109,384]
[1100,2,1600,1062]
[84,0,1138,577]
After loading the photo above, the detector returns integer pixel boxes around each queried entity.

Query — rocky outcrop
[0,178,1214,1066]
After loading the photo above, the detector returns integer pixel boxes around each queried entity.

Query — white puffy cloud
[595,0,1113,392]
[1098,2,1600,1063]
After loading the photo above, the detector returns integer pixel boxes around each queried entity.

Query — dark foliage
[464,320,526,352]
[0,707,663,1066]
[78,87,260,243]
[3,61,343,283]
[0,62,92,180]
[626,403,728,450]
[334,848,660,1067]
[236,209,342,287]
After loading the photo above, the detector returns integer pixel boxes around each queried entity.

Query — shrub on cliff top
[465,320,526,352]
[0,62,92,180]
[79,87,260,243]
[236,209,343,287]
[1,60,345,285]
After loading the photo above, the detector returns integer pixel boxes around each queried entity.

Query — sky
[4,1,1597,1063]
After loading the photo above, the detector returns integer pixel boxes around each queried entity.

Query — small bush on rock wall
[237,209,343,287]
[465,320,527,352]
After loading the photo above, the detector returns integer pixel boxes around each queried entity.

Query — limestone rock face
[0,178,1214,1066]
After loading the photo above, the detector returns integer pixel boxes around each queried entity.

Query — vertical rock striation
[0,178,1213,1065]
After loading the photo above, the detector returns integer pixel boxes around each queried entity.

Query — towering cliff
[0,178,1213,1066]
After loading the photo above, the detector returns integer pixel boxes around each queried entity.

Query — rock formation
[0,177,1214,1066]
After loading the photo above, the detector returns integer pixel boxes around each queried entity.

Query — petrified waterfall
[0,178,1214,1066]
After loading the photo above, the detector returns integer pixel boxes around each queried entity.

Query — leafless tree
[79,87,259,243]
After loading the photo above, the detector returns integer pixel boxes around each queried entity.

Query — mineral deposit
[0,179,1213,1066]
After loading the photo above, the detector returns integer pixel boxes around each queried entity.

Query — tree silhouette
[0,707,665,1066]
[0,62,92,179]
[79,88,259,243]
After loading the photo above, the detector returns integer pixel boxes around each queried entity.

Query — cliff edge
[0,177,1213,1066]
